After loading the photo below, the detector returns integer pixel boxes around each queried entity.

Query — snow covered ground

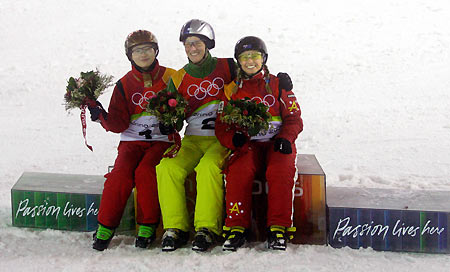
[1,0,450,271]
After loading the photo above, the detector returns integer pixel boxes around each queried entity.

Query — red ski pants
[224,141,297,229]
[97,141,172,228]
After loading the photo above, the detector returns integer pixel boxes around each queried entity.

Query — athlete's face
[184,36,206,64]
[131,44,156,69]
[238,50,263,76]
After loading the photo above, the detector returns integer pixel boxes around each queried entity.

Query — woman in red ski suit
[88,30,175,251]
[215,36,303,251]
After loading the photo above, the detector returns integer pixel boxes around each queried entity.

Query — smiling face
[131,44,156,69]
[184,36,207,64]
[238,50,264,76]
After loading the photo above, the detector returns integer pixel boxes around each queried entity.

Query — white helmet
[179,19,215,49]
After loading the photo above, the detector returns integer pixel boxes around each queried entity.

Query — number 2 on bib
[201,117,216,130]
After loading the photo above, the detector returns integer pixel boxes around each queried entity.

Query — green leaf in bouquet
[248,126,260,137]
[64,69,113,112]
[220,97,270,136]
[176,119,184,131]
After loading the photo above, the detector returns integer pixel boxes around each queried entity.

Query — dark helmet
[234,36,268,64]
[124,30,159,61]
[179,19,215,49]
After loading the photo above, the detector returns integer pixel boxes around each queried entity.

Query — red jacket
[215,72,303,150]
[166,57,235,136]
[99,61,176,141]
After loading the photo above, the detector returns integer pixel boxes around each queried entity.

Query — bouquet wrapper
[222,141,250,175]
[79,98,97,152]
[164,132,182,158]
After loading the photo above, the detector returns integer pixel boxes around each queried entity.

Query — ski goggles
[238,52,262,62]
[131,45,156,55]
[184,40,205,49]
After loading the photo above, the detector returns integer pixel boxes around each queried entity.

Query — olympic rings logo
[187,77,224,100]
[132,90,156,109]
[251,94,276,111]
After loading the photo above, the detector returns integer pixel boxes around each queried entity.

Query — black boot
[267,225,287,250]
[92,224,115,251]
[161,228,189,252]
[223,227,246,251]
[135,224,157,249]
[192,228,214,252]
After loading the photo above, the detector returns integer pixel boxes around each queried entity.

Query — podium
[11,172,135,233]
[328,187,450,253]
[11,154,327,247]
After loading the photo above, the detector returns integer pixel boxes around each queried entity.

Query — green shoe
[135,224,157,249]
[93,224,115,251]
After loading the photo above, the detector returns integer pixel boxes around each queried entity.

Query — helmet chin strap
[240,65,263,79]
[131,58,157,73]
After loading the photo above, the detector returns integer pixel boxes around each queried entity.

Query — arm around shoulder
[276,88,303,143]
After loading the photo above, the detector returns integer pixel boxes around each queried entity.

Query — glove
[277,72,293,91]
[159,123,175,135]
[88,101,107,122]
[232,131,248,148]
[274,138,292,154]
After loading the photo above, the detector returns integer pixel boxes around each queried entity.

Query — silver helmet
[179,19,215,49]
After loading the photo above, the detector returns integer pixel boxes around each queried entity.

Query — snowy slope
[1,0,450,271]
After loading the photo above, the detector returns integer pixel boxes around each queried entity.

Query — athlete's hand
[87,101,107,123]
[277,72,293,91]
[159,123,175,135]
[274,138,292,154]
[232,131,248,148]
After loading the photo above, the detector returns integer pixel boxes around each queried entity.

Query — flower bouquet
[64,70,113,151]
[145,88,189,158]
[220,97,271,136]
[64,70,113,111]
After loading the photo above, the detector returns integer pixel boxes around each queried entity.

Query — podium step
[327,187,450,253]
[11,172,135,233]
[11,154,328,246]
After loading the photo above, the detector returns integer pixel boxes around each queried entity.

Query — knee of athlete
[135,165,155,179]
[196,158,223,174]
[267,162,295,177]
[103,175,134,193]
[156,159,185,177]
[107,166,135,181]
[266,175,295,191]
[267,165,293,179]
[156,159,172,173]
[196,175,225,189]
